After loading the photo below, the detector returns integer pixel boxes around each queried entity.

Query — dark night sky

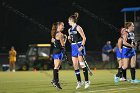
[0,0,140,53]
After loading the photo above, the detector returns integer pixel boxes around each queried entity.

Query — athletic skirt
[71,41,86,57]
[122,46,136,59]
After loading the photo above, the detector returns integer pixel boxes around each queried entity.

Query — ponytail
[51,23,57,38]
[69,12,79,23]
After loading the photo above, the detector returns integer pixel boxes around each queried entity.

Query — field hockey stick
[75,42,93,76]
[82,54,93,76]
[62,48,72,66]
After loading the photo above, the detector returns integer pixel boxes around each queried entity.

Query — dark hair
[119,27,126,35]
[51,22,63,38]
[125,22,133,29]
[69,12,79,23]
[51,23,57,38]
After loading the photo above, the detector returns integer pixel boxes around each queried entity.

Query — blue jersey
[123,31,135,48]
[69,25,86,57]
[52,32,63,60]
[69,25,82,43]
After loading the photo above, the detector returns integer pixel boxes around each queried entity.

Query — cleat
[131,79,140,83]
[76,81,84,89]
[120,77,126,81]
[51,80,62,89]
[85,81,90,89]
[114,75,119,83]
[55,83,62,89]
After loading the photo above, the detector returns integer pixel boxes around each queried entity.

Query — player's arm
[59,33,65,47]
[63,34,67,44]
[118,37,123,52]
[112,46,116,52]
[68,29,72,43]
[51,38,55,43]
[77,25,86,46]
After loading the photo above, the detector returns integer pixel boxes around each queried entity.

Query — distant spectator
[102,41,112,68]
[9,46,17,72]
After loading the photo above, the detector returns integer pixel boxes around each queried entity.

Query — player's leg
[72,56,83,89]
[121,47,130,80]
[130,55,140,83]
[51,53,63,89]
[71,43,84,89]
[122,58,129,80]
[78,55,90,89]
[12,57,16,72]
[116,58,122,77]
[114,58,123,82]
[9,61,12,71]
[12,62,16,72]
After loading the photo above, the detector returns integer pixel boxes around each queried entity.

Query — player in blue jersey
[122,22,140,83]
[68,12,90,89]
[114,28,126,82]
[51,22,65,89]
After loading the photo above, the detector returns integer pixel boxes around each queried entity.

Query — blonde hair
[125,22,133,29]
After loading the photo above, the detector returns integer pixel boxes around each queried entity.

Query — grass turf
[0,69,140,93]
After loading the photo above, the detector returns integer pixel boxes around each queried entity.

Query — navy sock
[83,67,88,81]
[130,68,136,80]
[53,69,59,83]
[116,67,122,78]
[75,69,81,82]
[120,67,123,78]
[122,69,127,79]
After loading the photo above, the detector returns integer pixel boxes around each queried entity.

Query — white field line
[76,87,140,93]
[88,87,140,93]
[0,79,47,83]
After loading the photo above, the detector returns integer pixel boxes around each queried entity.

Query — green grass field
[0,69,140,93]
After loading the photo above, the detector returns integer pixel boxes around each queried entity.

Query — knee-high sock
[130,68,136,80]
[53,69,59,82]
[75,69,81,82]
[122,68,127,79]
[83,67,88,81]
[116,67,122,78]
